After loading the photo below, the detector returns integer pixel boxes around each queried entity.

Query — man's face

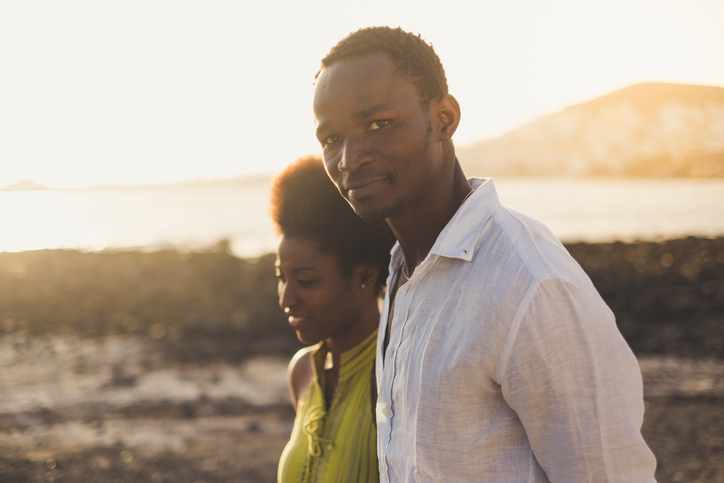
[313,53,444,222]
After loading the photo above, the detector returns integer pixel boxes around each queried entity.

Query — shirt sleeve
[498,278,657,482]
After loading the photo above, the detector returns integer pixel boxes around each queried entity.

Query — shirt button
[381,474,388,480]
[381,406,390,417]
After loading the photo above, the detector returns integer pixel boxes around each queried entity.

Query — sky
[1,0,723,188]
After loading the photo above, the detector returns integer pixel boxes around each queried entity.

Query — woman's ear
[355,265,380,290]
[435,94,461,141]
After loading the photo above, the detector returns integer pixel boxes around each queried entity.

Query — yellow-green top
[277,330,379,483]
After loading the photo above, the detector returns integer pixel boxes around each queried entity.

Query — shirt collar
[388,178,500,269]
[431,177,500,261]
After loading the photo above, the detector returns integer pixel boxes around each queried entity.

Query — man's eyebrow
[353,104,395,119]
[315,122,331,139]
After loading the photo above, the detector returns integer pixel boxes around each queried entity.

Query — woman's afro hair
[270,155,395,287]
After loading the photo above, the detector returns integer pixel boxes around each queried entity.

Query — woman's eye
[369,120,389,130]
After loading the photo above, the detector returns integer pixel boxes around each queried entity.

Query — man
[313,26,656,482]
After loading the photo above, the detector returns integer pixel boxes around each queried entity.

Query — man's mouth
[344,177,387,201]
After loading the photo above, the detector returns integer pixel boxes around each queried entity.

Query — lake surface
[1,178,723,258]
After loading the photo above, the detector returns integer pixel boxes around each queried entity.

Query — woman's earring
[360,283,367,289]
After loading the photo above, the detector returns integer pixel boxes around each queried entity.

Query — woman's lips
[288,315,310,331]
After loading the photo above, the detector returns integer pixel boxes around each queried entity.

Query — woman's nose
[278,282,296,310]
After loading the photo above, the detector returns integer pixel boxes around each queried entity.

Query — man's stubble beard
[354,194,407,224]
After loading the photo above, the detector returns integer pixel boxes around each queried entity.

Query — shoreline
[1,236,723,481]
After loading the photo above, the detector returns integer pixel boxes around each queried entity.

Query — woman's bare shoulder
[287,345,317,410]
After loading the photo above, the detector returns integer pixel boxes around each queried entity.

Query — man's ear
[355,265,380,290]
[435,94,461,141]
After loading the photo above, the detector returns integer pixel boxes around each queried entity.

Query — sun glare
[0,192,103,252]
[0,0,723,189]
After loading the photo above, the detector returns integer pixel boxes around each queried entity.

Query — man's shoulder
[476,205,588,286]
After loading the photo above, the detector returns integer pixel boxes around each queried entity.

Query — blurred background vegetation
[1,236,722,362]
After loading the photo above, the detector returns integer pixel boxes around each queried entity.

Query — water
[494,177,724,244]
[0,183,276,257]
[1,178,723,258]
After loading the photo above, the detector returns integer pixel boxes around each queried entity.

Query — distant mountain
[127,173,274,190]
[62,173,274,191]
[1,179,48,191]
[457,83,724,177]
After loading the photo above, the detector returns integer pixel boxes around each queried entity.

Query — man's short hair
[270,155,395,289]
[318,26,448,106]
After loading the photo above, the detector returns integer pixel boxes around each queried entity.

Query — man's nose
[338,133,373,172]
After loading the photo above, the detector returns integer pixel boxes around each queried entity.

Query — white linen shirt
[375,178,657,482]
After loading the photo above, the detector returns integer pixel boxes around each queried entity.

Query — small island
[1,179,48,191]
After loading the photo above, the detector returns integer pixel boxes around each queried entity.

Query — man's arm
[499,278,657,481]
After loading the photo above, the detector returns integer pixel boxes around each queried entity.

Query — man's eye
[323,135,341,146]
[297,279,315,287]
[369,120,389,130]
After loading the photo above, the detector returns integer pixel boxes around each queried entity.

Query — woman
[272,155,395,483]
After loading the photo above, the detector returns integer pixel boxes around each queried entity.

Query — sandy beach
[1,236,722,482]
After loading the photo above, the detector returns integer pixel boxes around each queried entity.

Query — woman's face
[275,236,365,346]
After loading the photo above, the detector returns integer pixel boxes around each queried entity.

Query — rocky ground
[0,236,722,482]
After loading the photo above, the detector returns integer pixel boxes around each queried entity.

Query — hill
[457,83,724,177]
[0,179,48,191]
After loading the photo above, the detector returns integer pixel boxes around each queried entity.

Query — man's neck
[387,160,472,277]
